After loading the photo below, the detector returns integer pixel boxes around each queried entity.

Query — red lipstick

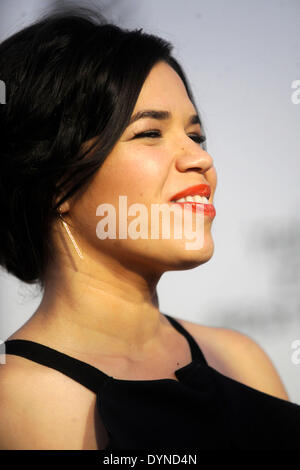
[169,184,216,219]
[169,184,211,201]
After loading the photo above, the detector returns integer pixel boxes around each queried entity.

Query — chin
[180,241,214,270]
[116,230,215,274]
[160,235,215,272]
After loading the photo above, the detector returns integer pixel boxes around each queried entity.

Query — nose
[175,143,214,174]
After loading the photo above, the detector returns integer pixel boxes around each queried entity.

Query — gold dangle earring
[57,207,84,260]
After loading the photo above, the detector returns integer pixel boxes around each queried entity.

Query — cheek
[128,158,162,183]
[112,147,167,194]
[207,166,217,193]
[129,146,165,174]
[85,146,168,210]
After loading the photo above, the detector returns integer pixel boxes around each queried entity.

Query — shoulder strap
[4,339,110,393]
[164,313,208,365]
[4,314,208,391]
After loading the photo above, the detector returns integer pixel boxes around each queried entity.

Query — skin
[0,60,290,450]
[8,60,217,362]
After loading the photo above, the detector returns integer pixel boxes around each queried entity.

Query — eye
[132,130,161,139]
[189,134,206,145]
[132,130,207,148]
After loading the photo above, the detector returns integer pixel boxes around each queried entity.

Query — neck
[32,254,167,360]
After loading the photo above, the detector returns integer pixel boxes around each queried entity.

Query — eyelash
[132,130,206,146]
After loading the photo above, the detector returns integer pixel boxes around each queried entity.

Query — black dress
[3,314,300,450]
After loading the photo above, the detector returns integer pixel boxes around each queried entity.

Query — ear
[53,192,70,214]
[58,200,70,214]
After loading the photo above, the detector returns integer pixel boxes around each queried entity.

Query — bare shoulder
[0,354,108,449]
[176,316,290,401]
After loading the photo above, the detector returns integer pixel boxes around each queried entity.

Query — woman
[0,9,299,450]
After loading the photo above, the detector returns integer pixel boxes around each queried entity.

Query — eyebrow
[127,109,202,127]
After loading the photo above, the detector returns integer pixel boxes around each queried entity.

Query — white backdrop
[0,0,299,402]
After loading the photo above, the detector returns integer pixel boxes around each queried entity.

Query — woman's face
[71,61,217,276]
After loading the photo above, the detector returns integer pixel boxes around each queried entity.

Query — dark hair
[0,7,204,288]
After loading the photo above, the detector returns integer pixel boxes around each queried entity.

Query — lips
[169,184,211,202]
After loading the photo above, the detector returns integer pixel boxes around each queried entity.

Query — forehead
[133,61,194,113]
